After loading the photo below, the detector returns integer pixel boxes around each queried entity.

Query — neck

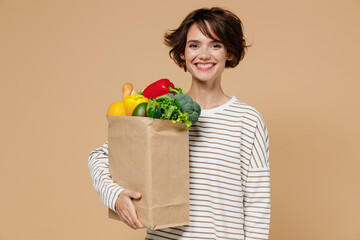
[186,78,231,110]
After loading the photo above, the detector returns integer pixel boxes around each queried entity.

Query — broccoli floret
[167,93,201,123]
[187,101,201,123]
[192,101,201,113]
[187,112,198,123]
[165,93,175,98]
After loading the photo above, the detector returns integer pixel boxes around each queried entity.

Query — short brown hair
[164,7,249,71]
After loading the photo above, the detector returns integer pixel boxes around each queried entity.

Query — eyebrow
[186,40,222,44]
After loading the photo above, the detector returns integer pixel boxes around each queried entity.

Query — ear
[180,53,185,60]
[227,53,234,61]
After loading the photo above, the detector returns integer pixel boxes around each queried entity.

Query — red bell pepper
[143,78,182,99]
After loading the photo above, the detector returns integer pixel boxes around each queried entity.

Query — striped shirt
[88,96,270,240]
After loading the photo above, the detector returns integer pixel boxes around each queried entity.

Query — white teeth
[196,63,214,68]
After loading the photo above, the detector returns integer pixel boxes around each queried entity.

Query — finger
[118,208,134,229]
[132,210,144,228]
[134,218,144,228]
[122,205,138,229]
[129,191,142,199]
[128,205,143,228]
[122,211,135,229]
[127,216,137,229]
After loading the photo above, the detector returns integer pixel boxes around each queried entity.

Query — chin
[194,76,214,82]
[190,71,222,83]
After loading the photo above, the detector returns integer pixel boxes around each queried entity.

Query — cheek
[184,50,197,62]
[216,51,229,64]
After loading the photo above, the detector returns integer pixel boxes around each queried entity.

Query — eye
[211,44,222,49]
[188,43,199,48]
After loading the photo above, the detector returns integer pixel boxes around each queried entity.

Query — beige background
[1,0,359,239]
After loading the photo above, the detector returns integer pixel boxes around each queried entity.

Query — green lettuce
[146,95,193,129]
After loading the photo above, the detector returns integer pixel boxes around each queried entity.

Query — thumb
[129,191,142,199]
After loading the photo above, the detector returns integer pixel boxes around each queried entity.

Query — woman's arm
[88,142,144,229]
[88,142,124,211]
[244,117,271,240]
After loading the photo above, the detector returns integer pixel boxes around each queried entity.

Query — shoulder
[228,97,266,128]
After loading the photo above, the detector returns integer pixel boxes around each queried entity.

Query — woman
[89,7,270,239]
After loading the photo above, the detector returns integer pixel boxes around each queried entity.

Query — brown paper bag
[107,115,189,230]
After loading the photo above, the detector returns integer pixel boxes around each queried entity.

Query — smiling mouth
[194,63,216,71]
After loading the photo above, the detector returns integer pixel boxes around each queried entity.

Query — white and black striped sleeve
[244,117,271,240]
[88,142,124,212]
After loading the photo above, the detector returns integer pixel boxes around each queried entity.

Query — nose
[199,47,210,60]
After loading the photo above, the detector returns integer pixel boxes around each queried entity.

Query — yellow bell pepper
[124,94,148,116]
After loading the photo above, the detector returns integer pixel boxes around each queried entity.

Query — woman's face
[181,23,233,84]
